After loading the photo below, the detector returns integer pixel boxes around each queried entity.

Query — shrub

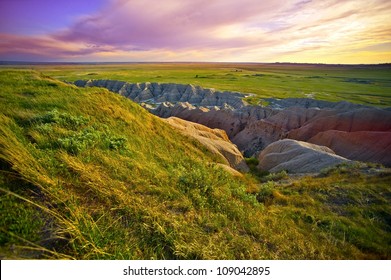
[32,109,89,130]
[58,127,127,154]
[256,181,275,204]
[30,110,127,154]
[57,127,101,154]
[262,170,288,182]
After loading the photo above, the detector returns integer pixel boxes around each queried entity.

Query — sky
[0,0,390,63]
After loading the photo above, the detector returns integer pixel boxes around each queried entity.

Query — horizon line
[1,61,391,66]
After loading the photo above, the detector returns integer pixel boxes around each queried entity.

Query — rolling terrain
[2,62,391,107]
[73,78,391,167]
[0,69,390,260]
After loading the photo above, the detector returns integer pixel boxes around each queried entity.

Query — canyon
[74,79,391,171]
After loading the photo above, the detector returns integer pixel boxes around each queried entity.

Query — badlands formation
[163,117,249,173]
[257,139,349,173]
[74,80,391,172]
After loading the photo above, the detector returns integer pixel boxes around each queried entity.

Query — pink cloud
[0,33,117,60]
[53,0,290,50]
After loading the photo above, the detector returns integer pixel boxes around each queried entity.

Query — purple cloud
[53,0,290,50]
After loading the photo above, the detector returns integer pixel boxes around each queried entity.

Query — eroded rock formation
[287,108,391,140]
[74,79,391,167]
[164,117,249,172]
[74,80,246,109]
[308,131,391,166]
[257,139,349,173]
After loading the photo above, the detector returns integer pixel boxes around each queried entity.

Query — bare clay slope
[164,117,249,172]
[287,108,391,140]
[257,139,349,173]
[309,131,391,166]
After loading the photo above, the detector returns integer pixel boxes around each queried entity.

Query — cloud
[53,0,292,50]
[0,33,119,61]
[0,0,390,62]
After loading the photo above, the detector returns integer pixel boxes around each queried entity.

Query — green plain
[4,62,390,107]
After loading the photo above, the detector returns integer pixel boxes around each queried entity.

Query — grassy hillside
[0,70,390,259]
[4,62,391,107]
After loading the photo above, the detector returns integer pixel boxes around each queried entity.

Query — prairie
[2,62,391,107]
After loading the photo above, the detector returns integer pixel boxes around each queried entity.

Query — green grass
[2,62,390,107]
[0,70,390,259]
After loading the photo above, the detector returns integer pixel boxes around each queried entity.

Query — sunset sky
[0,0,390,63]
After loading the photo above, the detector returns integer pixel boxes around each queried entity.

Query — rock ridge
[74,79,246,109]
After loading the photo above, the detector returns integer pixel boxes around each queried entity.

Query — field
[0,67,391,260]
[3,62,391,107]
